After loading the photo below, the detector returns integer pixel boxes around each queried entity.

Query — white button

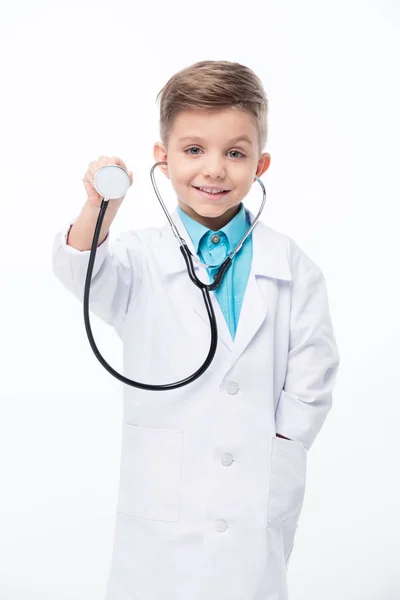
[215,519,228,532]
[221,452,233,466]
[226,381,239,394]
[211,234,220,244]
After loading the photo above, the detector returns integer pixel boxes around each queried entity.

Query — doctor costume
[52,202,340,600]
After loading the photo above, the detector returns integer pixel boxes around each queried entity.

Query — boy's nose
[202,159,226,180]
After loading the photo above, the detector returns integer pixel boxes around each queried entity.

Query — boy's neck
[179,203,241,231]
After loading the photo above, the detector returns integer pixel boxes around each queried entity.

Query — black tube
[83,199,226,390]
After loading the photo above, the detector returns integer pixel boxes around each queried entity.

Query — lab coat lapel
[228,262,266,367]
[225,211,292,369]
[193,282,234,352]
[157,209,234,352]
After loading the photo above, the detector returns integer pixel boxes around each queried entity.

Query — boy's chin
[179,201,237,217]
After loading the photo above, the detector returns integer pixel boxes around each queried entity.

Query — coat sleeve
[51,218,143,332]
[274,241,340,451]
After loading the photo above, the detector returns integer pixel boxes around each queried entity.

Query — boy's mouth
[192,186,230,200]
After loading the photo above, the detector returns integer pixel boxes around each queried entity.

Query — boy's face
[153,108,271,231]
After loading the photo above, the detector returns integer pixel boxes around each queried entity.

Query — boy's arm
[274,247,340,451]
[52,213,143,332]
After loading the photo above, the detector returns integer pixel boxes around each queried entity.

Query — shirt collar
[177,202,249,254]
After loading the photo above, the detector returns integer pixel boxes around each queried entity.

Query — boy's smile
[153,108,271,231]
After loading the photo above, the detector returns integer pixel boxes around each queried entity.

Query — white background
[1,0,399,598]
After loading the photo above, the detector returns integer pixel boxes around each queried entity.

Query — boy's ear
[153,142,170,179]
[254,152,271,180]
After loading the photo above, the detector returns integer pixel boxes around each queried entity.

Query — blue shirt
[177,203,253,340]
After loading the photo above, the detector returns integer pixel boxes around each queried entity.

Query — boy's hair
[156,60,268,155]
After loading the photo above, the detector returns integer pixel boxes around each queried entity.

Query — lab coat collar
[157,206,293,282]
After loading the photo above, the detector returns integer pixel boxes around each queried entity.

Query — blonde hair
[156,60,268,155]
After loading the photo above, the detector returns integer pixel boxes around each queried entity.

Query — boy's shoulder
[259,220,324,289]
[258,220,323,279]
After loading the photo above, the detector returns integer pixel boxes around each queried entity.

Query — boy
[52,60,340,600]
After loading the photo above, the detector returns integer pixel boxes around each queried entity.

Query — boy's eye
[186,146,201,155]
[185,146,244,159]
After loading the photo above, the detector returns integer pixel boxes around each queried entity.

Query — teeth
[199,187,225,194]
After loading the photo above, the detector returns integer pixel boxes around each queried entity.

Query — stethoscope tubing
[83,162,266,390]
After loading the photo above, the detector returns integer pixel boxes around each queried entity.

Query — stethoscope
[84,161,266,391]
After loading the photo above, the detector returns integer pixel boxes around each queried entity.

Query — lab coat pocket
[266,436,307,528]
[117,423,184,522]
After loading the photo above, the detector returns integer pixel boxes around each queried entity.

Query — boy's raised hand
[82,155,133,209]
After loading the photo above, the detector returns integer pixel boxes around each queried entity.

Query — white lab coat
[52,207,339,600]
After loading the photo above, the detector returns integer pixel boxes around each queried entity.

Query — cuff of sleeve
[60,218,110,254]
[52,217,111,291]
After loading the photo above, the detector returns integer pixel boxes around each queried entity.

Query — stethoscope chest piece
[94,164,131,200]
